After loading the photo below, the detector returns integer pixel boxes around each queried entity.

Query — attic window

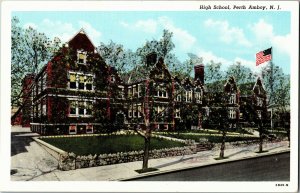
[77,50,87,64]
[110,75,116,83]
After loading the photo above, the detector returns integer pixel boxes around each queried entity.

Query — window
[229,109,236,119]
[257,98,263,106]
[86,125,93,134]
[32,86,36,99]
[118,86,124,98]
[132,105,137,117]
[156,86,167,98]
[68,72,94,90]
[78,75,85,90]
[157,106,164,116]
[137,84,142,97]
[110,75,116,83]
[69,73,77,89]
[128,86,132,98]
[77,50,87,64]
[195,91,202,103]
[70,101,77,115]
[86,102,92,115]
[134,111,138,117]
[42,104,46,116]
[186,91,192,102]
[138,105,142,117]
[176,94,181,102]
[69,100,93,117]
[175,108,180,118]
[133,86,137,96]
[257,111,262,119]
[42,74,47,91]
[229,94,236,104]
[78,101,85,115]
[37,103,41,117]
[162,90,168,98]
[86,76,93,90]
[128,110,132,118]
[69,125,77,135]
[154,106,158,114]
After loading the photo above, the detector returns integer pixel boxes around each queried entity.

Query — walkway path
[11,126,59,181]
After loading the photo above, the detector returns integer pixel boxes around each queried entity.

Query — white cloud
[251,19,291,56]
[196,49,262,74]
[197,49,231,66]
[22,19,102,45]
[204,19,252,47]
[158,17,196,50]
[233,57,261,73]
[120,17,196,51]
[251,19,273,40]
[78,20,102,44]
[272,34,291,56]
[40,19,77,42]
[120,19,157,34]
[135,19,158,33]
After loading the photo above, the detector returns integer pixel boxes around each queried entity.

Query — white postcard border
[0,1,298,192]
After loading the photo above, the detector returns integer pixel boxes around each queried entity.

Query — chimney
[194,64,204,84]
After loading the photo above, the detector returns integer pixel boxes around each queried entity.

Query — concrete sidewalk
[29,140,289,181]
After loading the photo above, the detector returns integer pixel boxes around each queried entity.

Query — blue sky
[13,11,291,74]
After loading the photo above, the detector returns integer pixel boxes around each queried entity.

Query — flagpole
[270,47,273,130]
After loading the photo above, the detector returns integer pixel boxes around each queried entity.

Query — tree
[11,16,26,107]
[136,29,176,67]
[210,93,230,159]
[97,41,136,74]
[273,74,290,146]
[23,26,53,74]
[261,63,290,131]
[11,16,61,108]
[261,63,286,106]
[204,60,225,93]
[226,61,255,84]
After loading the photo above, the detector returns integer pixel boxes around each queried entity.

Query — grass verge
[159,133,258,143]
[40,135,186,155]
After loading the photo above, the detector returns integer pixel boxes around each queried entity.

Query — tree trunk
[259,123,263,152]
[219,130,226,158]
[142,136,150,170]
[286,129,290,147]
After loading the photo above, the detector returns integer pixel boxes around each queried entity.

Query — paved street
[11,126,59,181]
[130,152,290,181]
[11,126,290,181]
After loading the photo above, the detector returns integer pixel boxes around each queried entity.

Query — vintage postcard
[0,1,298,192]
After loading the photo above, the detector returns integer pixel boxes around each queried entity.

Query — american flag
[256,47,272,66]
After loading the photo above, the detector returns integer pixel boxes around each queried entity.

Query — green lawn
[41,135,186,155]
[159,133,259,143]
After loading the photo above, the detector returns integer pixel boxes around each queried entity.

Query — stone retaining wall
[58,145,197,171]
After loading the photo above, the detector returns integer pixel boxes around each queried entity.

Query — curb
[119,148,290,181]
[33,137,68,160]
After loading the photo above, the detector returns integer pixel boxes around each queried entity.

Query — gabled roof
[67,28,97,53]
[224,76,238,93]
[252,77,266,96]
[125,57,173,85]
